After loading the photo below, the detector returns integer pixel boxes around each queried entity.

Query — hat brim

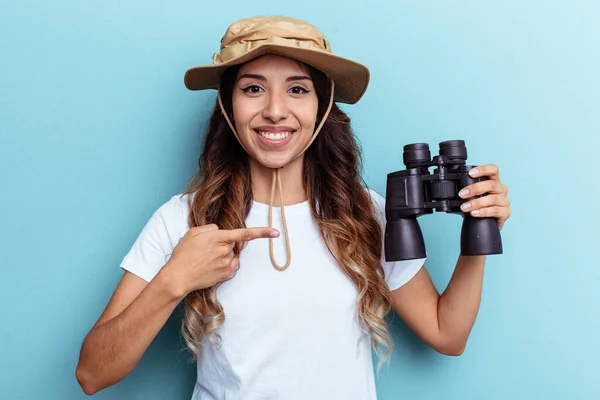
[184,44,370,104]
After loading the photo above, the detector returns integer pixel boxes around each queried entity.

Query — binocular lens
[439,140,467,161]
[403,143,431,167]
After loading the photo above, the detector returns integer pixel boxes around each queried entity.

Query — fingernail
[461,202,471,211]
[270,230,280,237]
[459,189,469,198]
[471,210,480,216]
[469,168,479,177]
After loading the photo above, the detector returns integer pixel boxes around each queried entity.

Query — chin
[253,152,296,169]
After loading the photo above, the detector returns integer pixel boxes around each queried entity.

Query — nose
[261,90,289,123]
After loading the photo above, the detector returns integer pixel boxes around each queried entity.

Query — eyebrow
[237,74,312,82]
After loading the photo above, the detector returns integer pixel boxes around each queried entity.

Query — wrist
[156,262,188,302]
[458,254,486,262]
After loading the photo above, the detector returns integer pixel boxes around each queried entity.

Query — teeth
[258,131,291,141]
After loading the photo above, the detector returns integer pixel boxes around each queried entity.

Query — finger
[223,250,234,264]
[498,219,506,230]
[461,194,510,212]
[220,258,240,281]
[469,205,511,219]
[190,223,219,236]
[217,227,280,243]
[468,164,500,181]
[460,179,505,198]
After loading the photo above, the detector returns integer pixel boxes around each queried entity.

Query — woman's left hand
[458,164,511,230]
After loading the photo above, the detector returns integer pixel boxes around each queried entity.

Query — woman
[76,16,512,399]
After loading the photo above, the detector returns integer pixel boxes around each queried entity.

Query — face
[231,54,319,169]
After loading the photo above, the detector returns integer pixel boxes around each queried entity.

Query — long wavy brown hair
[181,58,394,368]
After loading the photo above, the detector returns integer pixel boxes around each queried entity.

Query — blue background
[1,1,599,399]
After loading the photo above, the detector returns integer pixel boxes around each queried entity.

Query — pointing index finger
[218,227,280,243]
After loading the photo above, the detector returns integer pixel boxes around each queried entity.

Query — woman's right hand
[163,224,279,296]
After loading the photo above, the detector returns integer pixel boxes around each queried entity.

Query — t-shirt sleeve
[367,188,426,292]
[119,194,188,282]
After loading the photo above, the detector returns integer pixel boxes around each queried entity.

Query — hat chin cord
[217,79,335,271]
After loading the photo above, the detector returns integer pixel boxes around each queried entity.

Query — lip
[253,125,297,133]
[253,129,295,149]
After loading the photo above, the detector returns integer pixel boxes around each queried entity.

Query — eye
[241,85,263,94]
[289,86,310,95]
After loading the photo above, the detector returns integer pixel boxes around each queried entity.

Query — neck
[250,156,307,206]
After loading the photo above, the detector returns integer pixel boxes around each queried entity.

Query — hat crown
[217,16,331,62]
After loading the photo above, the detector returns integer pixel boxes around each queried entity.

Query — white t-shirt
[120,188,425,400]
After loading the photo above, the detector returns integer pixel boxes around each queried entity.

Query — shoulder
[153,193,190,218]
[164,192,191,213]
[149,192,192,236]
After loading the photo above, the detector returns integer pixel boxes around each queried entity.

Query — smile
[256,131,292,141]
[253,129,296,148]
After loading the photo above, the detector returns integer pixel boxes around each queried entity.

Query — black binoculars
[384,140,503,261]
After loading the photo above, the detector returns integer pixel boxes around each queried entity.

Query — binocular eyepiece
[384,140,503,261]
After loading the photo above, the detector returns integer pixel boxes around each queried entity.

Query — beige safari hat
[184,16,370,104]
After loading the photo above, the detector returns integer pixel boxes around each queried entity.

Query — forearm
[77,268,185,394]
[437,255,485,354]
